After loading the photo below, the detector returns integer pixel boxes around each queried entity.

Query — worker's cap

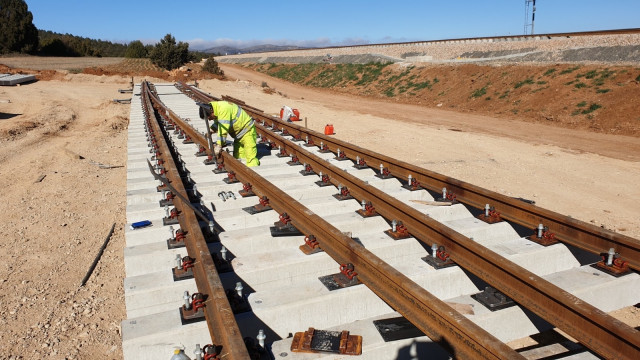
[197,102,213,119]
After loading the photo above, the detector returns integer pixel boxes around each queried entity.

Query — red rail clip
[340,263,358,280]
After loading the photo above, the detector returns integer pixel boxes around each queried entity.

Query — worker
[198,101,260,167]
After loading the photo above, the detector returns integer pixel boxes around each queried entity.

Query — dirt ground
[0,58,638,359]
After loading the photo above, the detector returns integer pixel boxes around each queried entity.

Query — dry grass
[0,56,124,71]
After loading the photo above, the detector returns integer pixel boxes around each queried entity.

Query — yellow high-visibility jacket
[210,101,255,145]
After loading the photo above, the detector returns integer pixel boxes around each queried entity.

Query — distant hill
[204,44,308,55]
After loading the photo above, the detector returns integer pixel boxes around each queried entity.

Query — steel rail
[163,83,524,359]
[249,120,640,360]
[216,93,640,273]
[141,82,250,360]
[172,84,640,358]
[219,149,524,359]
[221,28,640,54]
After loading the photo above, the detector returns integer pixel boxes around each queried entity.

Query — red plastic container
[280,108,301,121]
[324,124,334,135]
[290,109,300,121]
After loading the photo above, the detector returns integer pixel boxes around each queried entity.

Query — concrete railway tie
[121,82,640,359]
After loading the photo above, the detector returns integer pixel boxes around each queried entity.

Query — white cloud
[186,37,374,51]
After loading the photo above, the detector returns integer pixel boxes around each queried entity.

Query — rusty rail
[141,82,250,360]
[160,83,524,358]
[175,83,640,359]
[216,91,640,273]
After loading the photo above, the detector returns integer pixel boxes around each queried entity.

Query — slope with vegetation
[246,62,640,136]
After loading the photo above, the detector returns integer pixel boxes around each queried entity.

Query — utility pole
[524,0,537,35]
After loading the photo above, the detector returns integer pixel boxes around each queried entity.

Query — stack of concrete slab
[0,73,36,86]
[122,83,639,359]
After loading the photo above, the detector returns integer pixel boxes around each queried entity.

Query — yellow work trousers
[233,126,260,167]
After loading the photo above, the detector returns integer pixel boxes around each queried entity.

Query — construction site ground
[0,56,638,359]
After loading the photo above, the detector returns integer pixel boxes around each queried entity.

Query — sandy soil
[0,61,637,359]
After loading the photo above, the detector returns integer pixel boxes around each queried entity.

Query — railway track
[122,81,640,359]
[291,28,640,51]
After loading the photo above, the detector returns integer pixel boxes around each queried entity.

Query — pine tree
[149,34,191,70]
[124,40,147,58]
[0,0,38,54]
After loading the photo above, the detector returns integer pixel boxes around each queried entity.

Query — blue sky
[26,0,640,50]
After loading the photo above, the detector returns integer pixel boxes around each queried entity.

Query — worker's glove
[213,143,223,158]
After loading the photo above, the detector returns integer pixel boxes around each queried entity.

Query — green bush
[471,86,487,98]
[582,103,601,114]
[514,78,534,89]
[202,57,224,75]
[560,66,580,75]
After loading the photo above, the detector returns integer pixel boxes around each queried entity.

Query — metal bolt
[235,282,243,297]
[193,184,198,196]
[169,226,175,239]
[165,205,169,217]
[278,145,281,152]
[338,184,343,193]
[537,223,544,238]
[194,344,203,360]
[320,141,324,148]
[485,204,490,217]
[392,219,397,232]
[187,173,192,183]
[356,155,360,163]
[305,135,309,143]
[183,291,191,310]
[442,187,447,199]
[227,191,236,200]
[221,246,228,261]
[175,254,182,268]
[361,199,366,211]
[218,192,226,201]
[407,174,412,185]
[607,248,615,266]
[318,171,323,178]
[337,148,341,157]
[161,189,167,199]
[209,221,215,234]
[257,329,266,348]
[431,243,438,257]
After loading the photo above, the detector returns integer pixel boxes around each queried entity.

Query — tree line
[1,0,222,73]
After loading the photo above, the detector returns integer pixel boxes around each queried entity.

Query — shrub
[202,57,224,75]
[596,88,610,94]
[471,86,487,98]
[514,78,534,89]
[582,103,601,114]
[543,68,556,76]
[560,66,580,75]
